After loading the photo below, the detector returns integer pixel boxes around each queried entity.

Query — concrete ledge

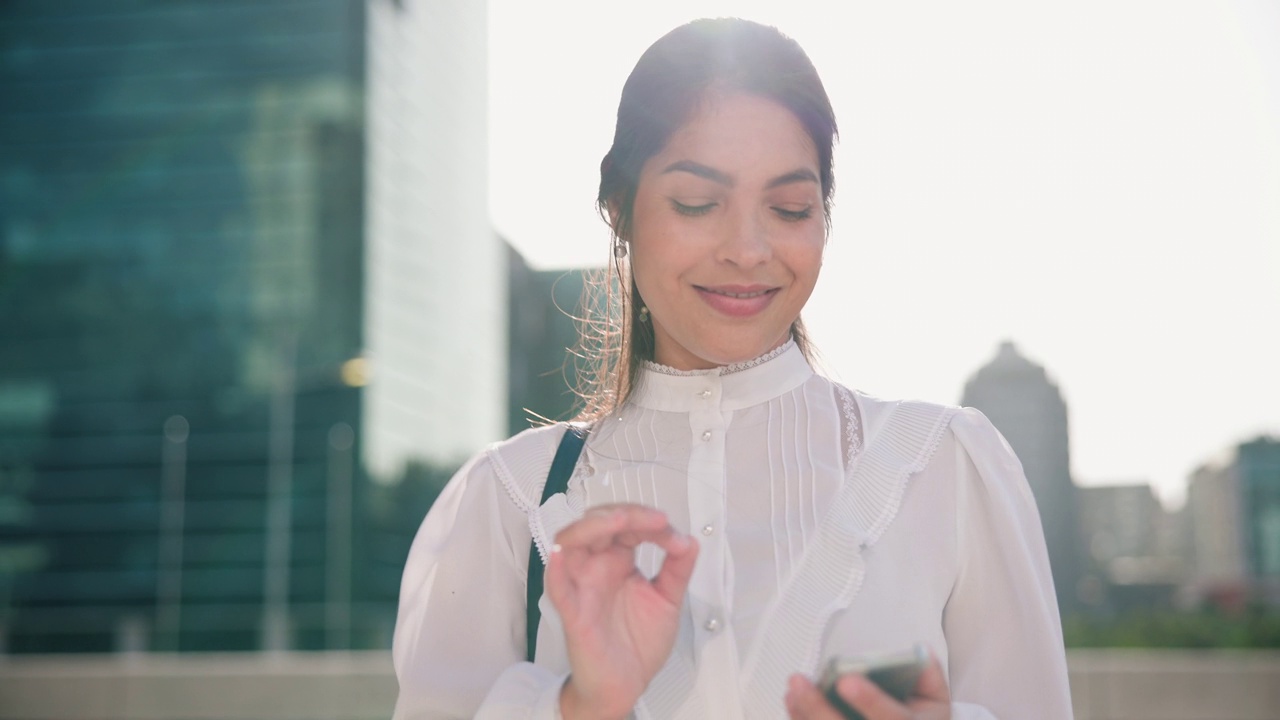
[0,652,397,720]
[1068,649,1280,720]
[1,649,1279,719]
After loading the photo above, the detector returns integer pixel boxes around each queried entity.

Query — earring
[613,239,627,259]
[638,305,650,323]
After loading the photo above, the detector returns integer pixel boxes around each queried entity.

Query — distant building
[1185,460,1247,604]
[1077,483,1184,611]
[506,244,592,435]
[0,0,496,653]
[1080,484,1164,560]
[960,341,1083,614]
[1184,436,1280,607]
[1238,437,1280,593]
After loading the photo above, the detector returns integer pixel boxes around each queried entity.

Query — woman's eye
[773,206,814,222]
[671,200,716,217]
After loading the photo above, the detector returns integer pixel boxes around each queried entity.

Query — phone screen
[817,645,928,720]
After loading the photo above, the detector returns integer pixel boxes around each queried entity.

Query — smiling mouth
[695,286,778,298]
[693,285,781,318]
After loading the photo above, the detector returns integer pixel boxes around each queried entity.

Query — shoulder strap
[525,423,589,663]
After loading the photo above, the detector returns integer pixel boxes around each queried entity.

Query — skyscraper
[1186,459,1247,602]
[1185,435,1280,606]
[0,0,497,652]
[505,243,591,435]
[1237,437,1280,591]
[960,341,1083,614]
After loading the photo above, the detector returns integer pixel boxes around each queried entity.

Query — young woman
[392,18,1073,720]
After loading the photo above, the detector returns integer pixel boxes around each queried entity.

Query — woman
[393,18,1073,720]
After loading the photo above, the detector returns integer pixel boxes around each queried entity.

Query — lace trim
[837,385,864,468]
[571,451,594,484]
[641,338,795,377]
[487,448,534,514]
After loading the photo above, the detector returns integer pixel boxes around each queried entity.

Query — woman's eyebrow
[660,160,733,186]
[765,168,819,189]
[659,161,818,190]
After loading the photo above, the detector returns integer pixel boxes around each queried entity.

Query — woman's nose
[715,207,772,267]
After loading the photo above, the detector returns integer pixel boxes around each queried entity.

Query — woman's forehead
[645,92,819,180]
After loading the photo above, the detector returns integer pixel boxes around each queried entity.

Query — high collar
[630,339,814,413]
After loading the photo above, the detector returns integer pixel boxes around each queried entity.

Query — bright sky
[489,0,1280,508]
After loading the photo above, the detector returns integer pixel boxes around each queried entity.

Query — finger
[571,521,685,558]
[909,650,951,705]
[553,505,667,551]
[836,673,909,720]
[544,543,577,617]
[611,518,695,551]
[784,675,846,720]
[553,509,627,554]
[650,532,699,606]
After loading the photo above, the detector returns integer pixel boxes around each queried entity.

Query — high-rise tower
[0,0,498,653]
[960,341,1082,614]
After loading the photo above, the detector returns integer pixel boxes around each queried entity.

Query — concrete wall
[1069,650,1280,720]
[1,650,1278,719]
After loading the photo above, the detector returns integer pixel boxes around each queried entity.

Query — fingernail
[672,533,691,550]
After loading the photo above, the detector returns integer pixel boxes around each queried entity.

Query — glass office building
[0,0,501,652]
[1239,437,1280,581]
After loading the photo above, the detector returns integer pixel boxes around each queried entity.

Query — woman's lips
[693,285,780,317]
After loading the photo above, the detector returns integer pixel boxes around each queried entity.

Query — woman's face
[627,91,826,370]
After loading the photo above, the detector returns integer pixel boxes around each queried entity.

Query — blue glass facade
[1240,437,1280,579]
[0,0,419,652]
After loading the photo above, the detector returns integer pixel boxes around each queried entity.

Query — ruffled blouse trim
[735,397,957,719]
[483,424,571,564]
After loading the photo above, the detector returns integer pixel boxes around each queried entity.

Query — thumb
[913,650,951,703]
[651,534,698,606]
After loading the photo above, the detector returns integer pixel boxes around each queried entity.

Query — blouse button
[698,389,712,398]
[701,430,712,442]
[701,524,714,536]
[704,617,720,633]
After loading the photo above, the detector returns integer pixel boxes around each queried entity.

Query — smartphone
[816,644,930,720]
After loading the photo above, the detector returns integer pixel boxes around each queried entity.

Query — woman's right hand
[545,503,700,720]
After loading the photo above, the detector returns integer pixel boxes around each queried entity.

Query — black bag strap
[526,423,589,663]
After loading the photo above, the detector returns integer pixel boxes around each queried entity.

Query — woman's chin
[655,332,791,370]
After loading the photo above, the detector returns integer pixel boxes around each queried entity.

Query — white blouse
[392,341,1074,720]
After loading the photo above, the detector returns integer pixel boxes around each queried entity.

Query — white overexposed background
[489,0,1280,507]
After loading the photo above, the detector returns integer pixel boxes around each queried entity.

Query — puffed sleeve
[943,407,1074,720]
[391,449,568,720]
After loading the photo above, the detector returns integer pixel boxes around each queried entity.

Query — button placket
[686,374,728,656]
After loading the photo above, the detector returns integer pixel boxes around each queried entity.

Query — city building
[1238,437,1280,588]
[1076,483,1185,611]
[1185,459,1247,605]
[960,341,1084,614]
[505,244,592,435]
[1183,437,1280,608]
[0,0,497,653]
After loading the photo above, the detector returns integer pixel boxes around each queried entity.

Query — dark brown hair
[573,18,838,420]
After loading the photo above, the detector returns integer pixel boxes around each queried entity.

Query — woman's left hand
[784,651,951,720]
